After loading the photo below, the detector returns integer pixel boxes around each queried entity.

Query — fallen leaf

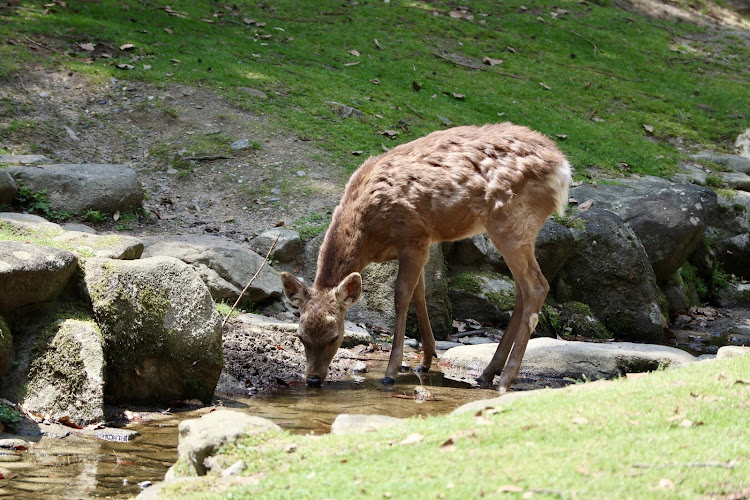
[556,134,568,140]
[349,49,360,57]
[506,46,518,53]
[452,92,465,99]
[439,438,456,452]
[412,80,422,91]
[371,78,380,85]
[116,64,134,70]
[658,478,674,489]
[374,38,382,49]
[539,82,551,90]
[164,28,173,34]
[119,43,136,51]
[344,61,360,66]
[498,485,524,493]
[113,210,120,221]
[352,150,363,156]
[79,42,95,51]
[571,180,584,187]
[142,64,152,70]
[381,130,399,138]
[571,417,589,425]
[578,199,594,211]
[483,56,503,66]
[382,143,391,152]
[643,124,654,133]
[399,433,424,445]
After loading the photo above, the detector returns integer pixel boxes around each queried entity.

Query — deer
[280,122,572,392]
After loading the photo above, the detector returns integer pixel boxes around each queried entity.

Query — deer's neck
[314,212,367,289]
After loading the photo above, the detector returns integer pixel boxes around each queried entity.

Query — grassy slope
[160,354,750,499]
[1,0,749,179]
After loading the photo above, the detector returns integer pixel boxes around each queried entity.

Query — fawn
[281,123,571,391]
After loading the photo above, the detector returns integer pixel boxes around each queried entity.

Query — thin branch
[222,235,280,328]
[18,76,28,93]
[432,51,530,80]
[562,27,597,56]
[403,102,426,120]
[181,155,236,161]
[22,35,66,56]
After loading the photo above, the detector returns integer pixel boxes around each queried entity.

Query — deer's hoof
[381,376,396,385]
[475,376,493,389]
[413,365,429,373]
[398,365,410,373]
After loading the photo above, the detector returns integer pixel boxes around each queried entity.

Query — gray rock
[719,172,750,191]
[341,321,372,348]
[572,178,713,281]
[330,414,402,435]
[52,231,144,260]
[142,235,282,306]
[716,346,750,360]
[325,101,365,119]
[0,212,63,233]
[22,319,105,426]
[447,270,515,327]
[557,302,611,339]
[0,155,51,165]
[0,170,17,206]
[82,256,223,404]
[172,410,280,476]
[435,340,462,351]
[737,129,750,158]
[60,223,96,234]
[558,209,664,343]
[194,263,241,302]
[673,163,708,186]
[0,241,77,313]
[691,152,750,174]
[230,138,252,151]
[439,337,695,384]
[713,282,750,308]
[707,190,750,277]
[660,270,698,317]
[250,228,303,263]
[7,164,144,214]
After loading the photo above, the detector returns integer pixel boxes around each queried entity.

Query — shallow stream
[0,361,503,499]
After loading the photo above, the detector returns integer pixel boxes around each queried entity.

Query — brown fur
[281,123,571,389]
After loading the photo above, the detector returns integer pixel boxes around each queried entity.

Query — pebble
[352,361,368,373]
[296,170,306,177]
[138,480,153,489]
[405,338,418,348]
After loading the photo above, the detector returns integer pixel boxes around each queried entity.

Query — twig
[666,56,740,71]
[22,34,66,56]
[181,155,236,161]
[557,62,648,82]
[403,102,426,120]
[222,235,280,328]
[18,76,28,93]
[562,27,597,56]
[432,51,530,80]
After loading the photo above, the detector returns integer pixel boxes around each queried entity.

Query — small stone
[352,361,368,373]
[138,480,153,489]
[231,138,251,151]
[296,170,306,177]
[221,460,246,477]
[414,386,432,400]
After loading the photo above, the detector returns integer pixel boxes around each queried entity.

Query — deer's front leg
[411,270,436,373]
[382,247,429,385]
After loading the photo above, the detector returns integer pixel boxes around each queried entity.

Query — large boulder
[447,270,515,327]
[7,163,143,215]
[52,231,144,260]
[1,212,63,233]
[0,170,17,206]
[0,241,77,314]
[571,178,713,281]
[167,410,280,477]
[706,189,750,278]
[558,209,664,343]
[82,256,223,404]
[142,235,282,306]
[439,337,695,385]
[250,228,303,263]
[444,219,574,280]
[22,318,105,426]
[691,152,750,174]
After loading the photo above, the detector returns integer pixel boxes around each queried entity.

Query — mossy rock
[82,256,223,405]
[0,315,12,376]
[448,270,515,327]
[558,302,612,340]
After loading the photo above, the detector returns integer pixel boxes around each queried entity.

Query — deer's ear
[280,272,308,308]
[336,272,362,308]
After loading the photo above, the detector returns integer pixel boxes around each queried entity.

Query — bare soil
[2,67,346,243]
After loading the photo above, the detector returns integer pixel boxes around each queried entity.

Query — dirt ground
[1,68,346,243]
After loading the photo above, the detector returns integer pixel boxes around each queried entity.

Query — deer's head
[280,272,362,386]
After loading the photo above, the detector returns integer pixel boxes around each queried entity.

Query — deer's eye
[328,337,339,346]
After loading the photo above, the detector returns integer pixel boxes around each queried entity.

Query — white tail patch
[529,313,539,332]
[553,160,573,216]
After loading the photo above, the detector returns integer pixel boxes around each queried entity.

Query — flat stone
[0,212,63,233]
[716,346,750,360]
[720,172,750,191]
[52,231,144,260]
[330,414,403,435]
[0,155,52,165]
[0,438,29,449]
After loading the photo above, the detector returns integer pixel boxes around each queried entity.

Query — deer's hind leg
[480,221,549,392]
[412,269,436,373]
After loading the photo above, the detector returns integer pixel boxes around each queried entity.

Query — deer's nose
[306,376,322,387]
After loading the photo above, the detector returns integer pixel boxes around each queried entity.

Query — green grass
[158,354,750,499]
[1,0,748,176]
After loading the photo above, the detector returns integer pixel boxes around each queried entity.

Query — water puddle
[0,360,505,498]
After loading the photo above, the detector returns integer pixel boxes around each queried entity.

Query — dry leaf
[399,433,424,445]
[79,42,95,51]
[371,78,380,85]
[352,150,363,156]
[658,478,674,489]
[643,124,654,133]
[571,417,589,425]
[483,56,503,66]
[412,80,422,91]
[679,418,693,428]
[143,64,152,70]
[119,43,136,51]
[452,92,465,99]
[497,485,524,493]
[439,438,456,452]
[539,82,551,90]
[374,38,382,49]
[164,28,173,34]
[578,199,594,211]
[117,64,134,70]
[349,49,360,57]
[344,61,360,66]
[381,130,399,138]
[556,134,568,140]
[113,210,120,221]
